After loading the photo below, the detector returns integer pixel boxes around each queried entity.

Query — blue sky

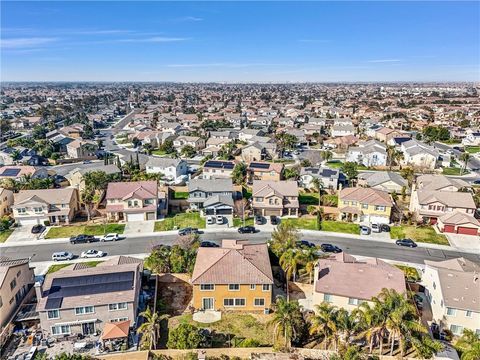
[1,1,479,82]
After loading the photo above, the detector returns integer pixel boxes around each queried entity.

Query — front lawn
[283,217,318,230]
[46,261,103,274]
[390,225,449,245]
[442,167,467,175]
[44,224,126,239]
[172,191,189,200]
[0,229,14,243]
[154,212,205,232]
[233,217,254,227]
[283,218,360,234]
[466,146,480,154]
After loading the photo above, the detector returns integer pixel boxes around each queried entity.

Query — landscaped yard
[442,167,467,175]
[233,217,254,227]
[283,217,318,230]
[466,146,480,154]
[299,192,319,205]
[152,149,168,156]
[326,160,343,169]
[390,225,449,245]
[46,261,103,274]
[172,191,189,200]
[154,212,205,232]
[321,220,360,234]
[0,229,14,243]
[44,224,126,239]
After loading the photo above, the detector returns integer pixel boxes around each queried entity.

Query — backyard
[390,225,449,245]
[0,229,13,243]
[442,167,467,176]
[299,192,338,206]
[172,191,189,200]
[44,223,126,239]
[154,212,205,231]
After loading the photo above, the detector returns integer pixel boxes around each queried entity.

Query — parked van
[52,252,74,261]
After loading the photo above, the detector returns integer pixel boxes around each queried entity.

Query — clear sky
[1,1,479,82]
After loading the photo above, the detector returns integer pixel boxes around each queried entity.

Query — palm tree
[335,308,358,347]
[455,329,480,360]
[268,296,304,349]
[311,177,324,208]
[460,152,471,175]
[302,246,320,284]
[355,300,388,355]
[270,222,299,256]
[136,307,169,350]
[330,345,368,360]
[400,167,415,188]
[387,145,403,170]
[309,302,340,351]
[279,248,303,299]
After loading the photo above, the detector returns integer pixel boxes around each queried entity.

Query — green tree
[341,162,358,185]
[160,139,175,154]
[144,245,172,274]
[232,163,247,185]
[455,329,480,360]
[400,167,415,188]
[268,296,304,349]
[283,167,299,180]
[321,150,333,162]
[460,152,471,175]
[181,145,196,158]
[137,307,169,350]
[167,323,202,349]
[270,222,299,257]
[309,302,340,351]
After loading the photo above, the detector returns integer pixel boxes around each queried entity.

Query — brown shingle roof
[106,181,157,200]
[340,187,392,207]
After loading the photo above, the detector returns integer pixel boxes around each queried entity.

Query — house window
[134,201,139,207]
[466,310,473,317]
[433,282,436,290]
[47,309,60,319]
[18,208,26,214]
[476,329,480,336]
[223,298,234,307]
[16,270,21,277]
[51,325,71,335]
[262,284,270,291]
[446,307,456,316]
[254,298,265,307]
[235,299,246,306]
[109,302,128,311]
[145,199,154,205]
[269,199,274,205]
[228,284,240,291]
[343,201,349,205]
[0,296,3,308]
[75,306,94,315]
[34,207,43,213]
[111,317,128,323]
[200,284,215,291]
[323,294,333,303]
[10,279,16,290]
[351,201,357,206]
[362,203,368,209]
[250,284,256,290]
[128,201,132,207]
[375,206,386,211]
[450,325,464,335]
[348,298,362,306]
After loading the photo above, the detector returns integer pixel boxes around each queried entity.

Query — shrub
[239,338,260,347]
[44,220,51,226]
[167,323,202,349]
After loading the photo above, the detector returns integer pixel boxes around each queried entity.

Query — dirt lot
[157,273,193,315]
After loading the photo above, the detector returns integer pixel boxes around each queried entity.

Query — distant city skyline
[1,1,479,82]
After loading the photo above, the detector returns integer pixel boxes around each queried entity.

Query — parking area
[445,233,479,252]
[7,225,43,243]
[205,215,233,229]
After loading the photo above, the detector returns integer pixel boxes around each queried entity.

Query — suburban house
[338,187,392,224]
[187,178,234,213]
[12,188,80,226]
[247,162,283,184]
[462,131,480,146]
[0,257,35,347]
[357,171,408,194]
[241,143,266,162]
[331,119,355,138]
[423,258,479,336]
[191,239,274,312]
[346,140,387,167]
[437,211,480,236]
[299,167,342,190]
[173,136,205,151]
[309,253,406,312]
[239,129,265,143]
[409,175,476,226]
[0,166,44,181]
[202,160,235,180]
[0,187,14,216]
[401,139,439,170]
[252,180,299,217]
[145,157,188,182]
[35,256,143,337]
[374,127,404,143]
[65,164,121,192]
[105,181,159,222]
[66,139,99,159]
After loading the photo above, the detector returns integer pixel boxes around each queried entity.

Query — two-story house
[252,180,299,217]
[35,256,143,337]
[346,140,387,167]
[299,167,343,190]
[247,162,284,184]
[339,187,393,224]
[400,139,439,170]
[187,178,234,216]
[105,181,159,222]
[202,160,235,180]
[66,139,99,159]
[12,188,80,226]
[145,157,188,182]
[0,257,35,347]
[423,258,479,336]
[173,136,205,151]
[357,171,408,194]
[65,164,121,192]
[191,240,274,312]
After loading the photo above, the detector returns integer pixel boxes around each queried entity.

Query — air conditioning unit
[264,308,270,315]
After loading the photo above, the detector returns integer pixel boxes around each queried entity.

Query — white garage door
[127,213,145,222]
[369,215,389,225]
[18,218,40,225]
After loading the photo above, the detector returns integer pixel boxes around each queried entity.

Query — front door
[202,298,214,310]
[82,322,95,335]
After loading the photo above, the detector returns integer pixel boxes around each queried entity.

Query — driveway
[7,225,42,243]
[445,233,479,252]
[123,220,155,235]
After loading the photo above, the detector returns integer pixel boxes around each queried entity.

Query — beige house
[0,188,14,217]
[105,181,158,222]
[252,180,299,217]
[247,162,283,184]
[66,139,98,159]
[310,253,406,312]
[0,258,35,347]
[173,136,205,151]
[202,160,235,180]
[36,256,143,337]
[65,164,121,192]
[12,188,80,225]
[423,258,480,336]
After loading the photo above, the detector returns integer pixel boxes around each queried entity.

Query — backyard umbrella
[100,320,131,341]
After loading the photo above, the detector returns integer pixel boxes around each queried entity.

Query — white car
[101,233,119,242]
[207,216,215,225]
[216,215,223,224]
[52,252,74,261]
[80,249,105,258]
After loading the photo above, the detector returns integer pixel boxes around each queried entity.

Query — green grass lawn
[154,212,205,231]
[283,218,360,234]
[390,225,449,245]
[46,261,103,274]
[442,167,467,175]
[299,192,319,205]
[283,217,318,230]
[152,149,167,156]
[45,224,125,239]
[326,161,343,169]
[466,146,480,154]
[172,191,189,200]
[233,217,254,227]
[0,229,14,243]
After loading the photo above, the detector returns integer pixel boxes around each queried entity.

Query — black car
[321,243,342,253]
[473,179,480,185]
[70,234,96,244]
[255,215,264,225]
[238,226,256,234]
[200,241,219,248]
[395,238,418,248]
[178,227,199,236]
[31,224,46,234]
[380,224,391,232]
[296,240,316,248]
[270,215,279,225]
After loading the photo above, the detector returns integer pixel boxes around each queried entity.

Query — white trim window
[47,309,60,319]
[111,317,129,323]
[223,298,246,307]
[75,306,94,315]
[323,294,333,303]
[254,298,265,307]
[200,284,215,291]
[109,302,128,311]
[450,324,463,335]
[465,310,473,318]
[446,307,456,316]
[348,298,363,306]
[228,284,240,291]
[262,284,271,292]
[51,325,71,335]
[250,284,256,290]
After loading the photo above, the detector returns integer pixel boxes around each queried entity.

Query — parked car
[178,227,199,236]
[200,241,219,248]
[395,238,417,248]
[101,233,120,242]
[320,243,342,253]
[238,225,256,234]
[270,215,279,225]
[80,249,105,258]
[207,216,215,225]
[70,234,96,244]
[380,224,391,232]
[296,240,316,248]
[371,223,380,233]
[216,215,224,224]
[360,226,371,235]
[52,252,74,261]
[31,224,45,234]
[255,215,264,225]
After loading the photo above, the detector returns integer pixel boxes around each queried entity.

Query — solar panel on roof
[1,168,21,177]
[45,297,63,310]
[250,162,270,169]
[204,161,234,170]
